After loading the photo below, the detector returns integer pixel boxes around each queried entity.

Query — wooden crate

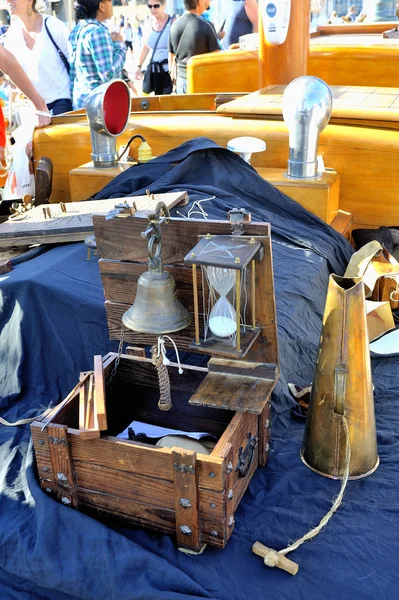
[31,352,274,550]
[31,214,279,550]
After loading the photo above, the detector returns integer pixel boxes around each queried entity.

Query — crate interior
[54,356,233,449]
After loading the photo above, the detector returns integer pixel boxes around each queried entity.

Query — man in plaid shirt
[69,0,126,109]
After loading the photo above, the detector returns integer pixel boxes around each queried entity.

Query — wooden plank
[47,424,78,507]
[75,461,174,509]
[0,192,188,248]
[94,216,271,262]
[189,372,276,413]
[93,355,107,430]
[78,373,101,440]
[78,495,227,547]
[173,449,201,550]
[208,358,278,380]
[78,489,176,532]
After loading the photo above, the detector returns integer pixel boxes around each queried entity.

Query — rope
[276,416,351,561]
[0,407,53,427]
[151,344,172,411]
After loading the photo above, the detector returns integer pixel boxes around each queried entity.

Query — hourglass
[184,234,263,357]
[207,266,237,340]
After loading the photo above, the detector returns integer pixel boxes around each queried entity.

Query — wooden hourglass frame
[184,234,263,358]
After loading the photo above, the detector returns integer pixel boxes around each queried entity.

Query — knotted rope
[151,343,172,411]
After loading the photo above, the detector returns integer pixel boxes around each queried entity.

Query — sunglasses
[147,3,160,7]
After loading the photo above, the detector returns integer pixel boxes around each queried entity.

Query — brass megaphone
[301,274,379,480]
[122,202,191,335]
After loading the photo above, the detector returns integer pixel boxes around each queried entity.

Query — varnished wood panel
[187,50,259,94]
[259,0,310,86]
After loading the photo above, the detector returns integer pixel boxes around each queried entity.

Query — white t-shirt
[5,15,71,104]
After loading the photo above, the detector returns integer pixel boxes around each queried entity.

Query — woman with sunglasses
[69,0,126,109]
[134,0,174,95]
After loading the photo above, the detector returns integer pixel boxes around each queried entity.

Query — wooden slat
[173,449,201,550]
[75,461,174,509]
[31,425,227,492]
[79,495,227,547]
[93,355,107,430]
[208,358,278,380]
[47,424,78,507]
[77,373,100,440]
[79,490,175,531]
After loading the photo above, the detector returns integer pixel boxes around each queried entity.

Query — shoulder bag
[142,17,172,95]
[44,17,70,75]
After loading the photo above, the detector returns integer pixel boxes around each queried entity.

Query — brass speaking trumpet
[301,274,379,480]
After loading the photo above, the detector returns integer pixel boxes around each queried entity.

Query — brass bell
[122,268,191,334]
[122,201,191,335]
[301,274,379,480]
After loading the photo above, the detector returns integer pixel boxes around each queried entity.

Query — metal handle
[236,433,258,477]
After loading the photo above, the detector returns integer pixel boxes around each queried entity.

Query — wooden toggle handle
[252,541,299,576]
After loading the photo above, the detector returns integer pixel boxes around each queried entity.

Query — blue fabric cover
[0,139,396,600]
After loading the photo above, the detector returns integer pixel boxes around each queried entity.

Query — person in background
[327,10,344,24]
[69,0,126,110]
[201,1,225,46]
[0,45,51,160]
[343,4,357,22]
[123,19,134,55]
[355,8,367,22]
[4,0,72,115]
[221,0,258,50]
[168,0,219,94]
[134,0,173,95]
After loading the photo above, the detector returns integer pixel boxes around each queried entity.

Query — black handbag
[44,17,70,74]
[142,18,171,95]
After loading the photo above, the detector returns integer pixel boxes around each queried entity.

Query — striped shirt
[69,19,126,109]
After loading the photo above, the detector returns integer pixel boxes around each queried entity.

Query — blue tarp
[0,139,397,600]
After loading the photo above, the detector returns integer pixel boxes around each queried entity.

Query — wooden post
[172,448,201,551]
[258,398,271,468]
[47,423,78,508]
[259,0,310,87]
